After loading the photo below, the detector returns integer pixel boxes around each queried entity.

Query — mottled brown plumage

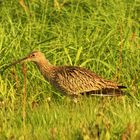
[5,51,126,96]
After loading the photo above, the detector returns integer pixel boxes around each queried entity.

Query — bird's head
[25,51,46,63]
[2,51,50,73]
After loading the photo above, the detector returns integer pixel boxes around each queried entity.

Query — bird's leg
[67,94,80,103]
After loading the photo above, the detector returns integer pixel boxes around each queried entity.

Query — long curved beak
[1,56,29,73]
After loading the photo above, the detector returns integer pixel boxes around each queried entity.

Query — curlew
[2,51,126,96]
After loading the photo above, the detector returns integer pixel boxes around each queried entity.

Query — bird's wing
[51,66,120,95]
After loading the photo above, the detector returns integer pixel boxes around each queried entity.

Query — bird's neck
[34,59,55,81]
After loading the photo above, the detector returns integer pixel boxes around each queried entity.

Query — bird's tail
[118,85,127,89]
[81,88,125,96]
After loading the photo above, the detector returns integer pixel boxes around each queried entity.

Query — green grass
[0,0,140,139]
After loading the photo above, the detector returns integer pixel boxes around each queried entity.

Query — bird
[3,51,126,96]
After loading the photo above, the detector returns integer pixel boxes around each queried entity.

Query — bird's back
[49,66,125,96]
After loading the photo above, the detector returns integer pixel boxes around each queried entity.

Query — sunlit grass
[0,0,140,139]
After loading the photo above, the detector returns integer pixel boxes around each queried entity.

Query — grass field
[0,0,140,139]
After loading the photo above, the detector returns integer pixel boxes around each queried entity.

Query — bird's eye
[32,54,35,57]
